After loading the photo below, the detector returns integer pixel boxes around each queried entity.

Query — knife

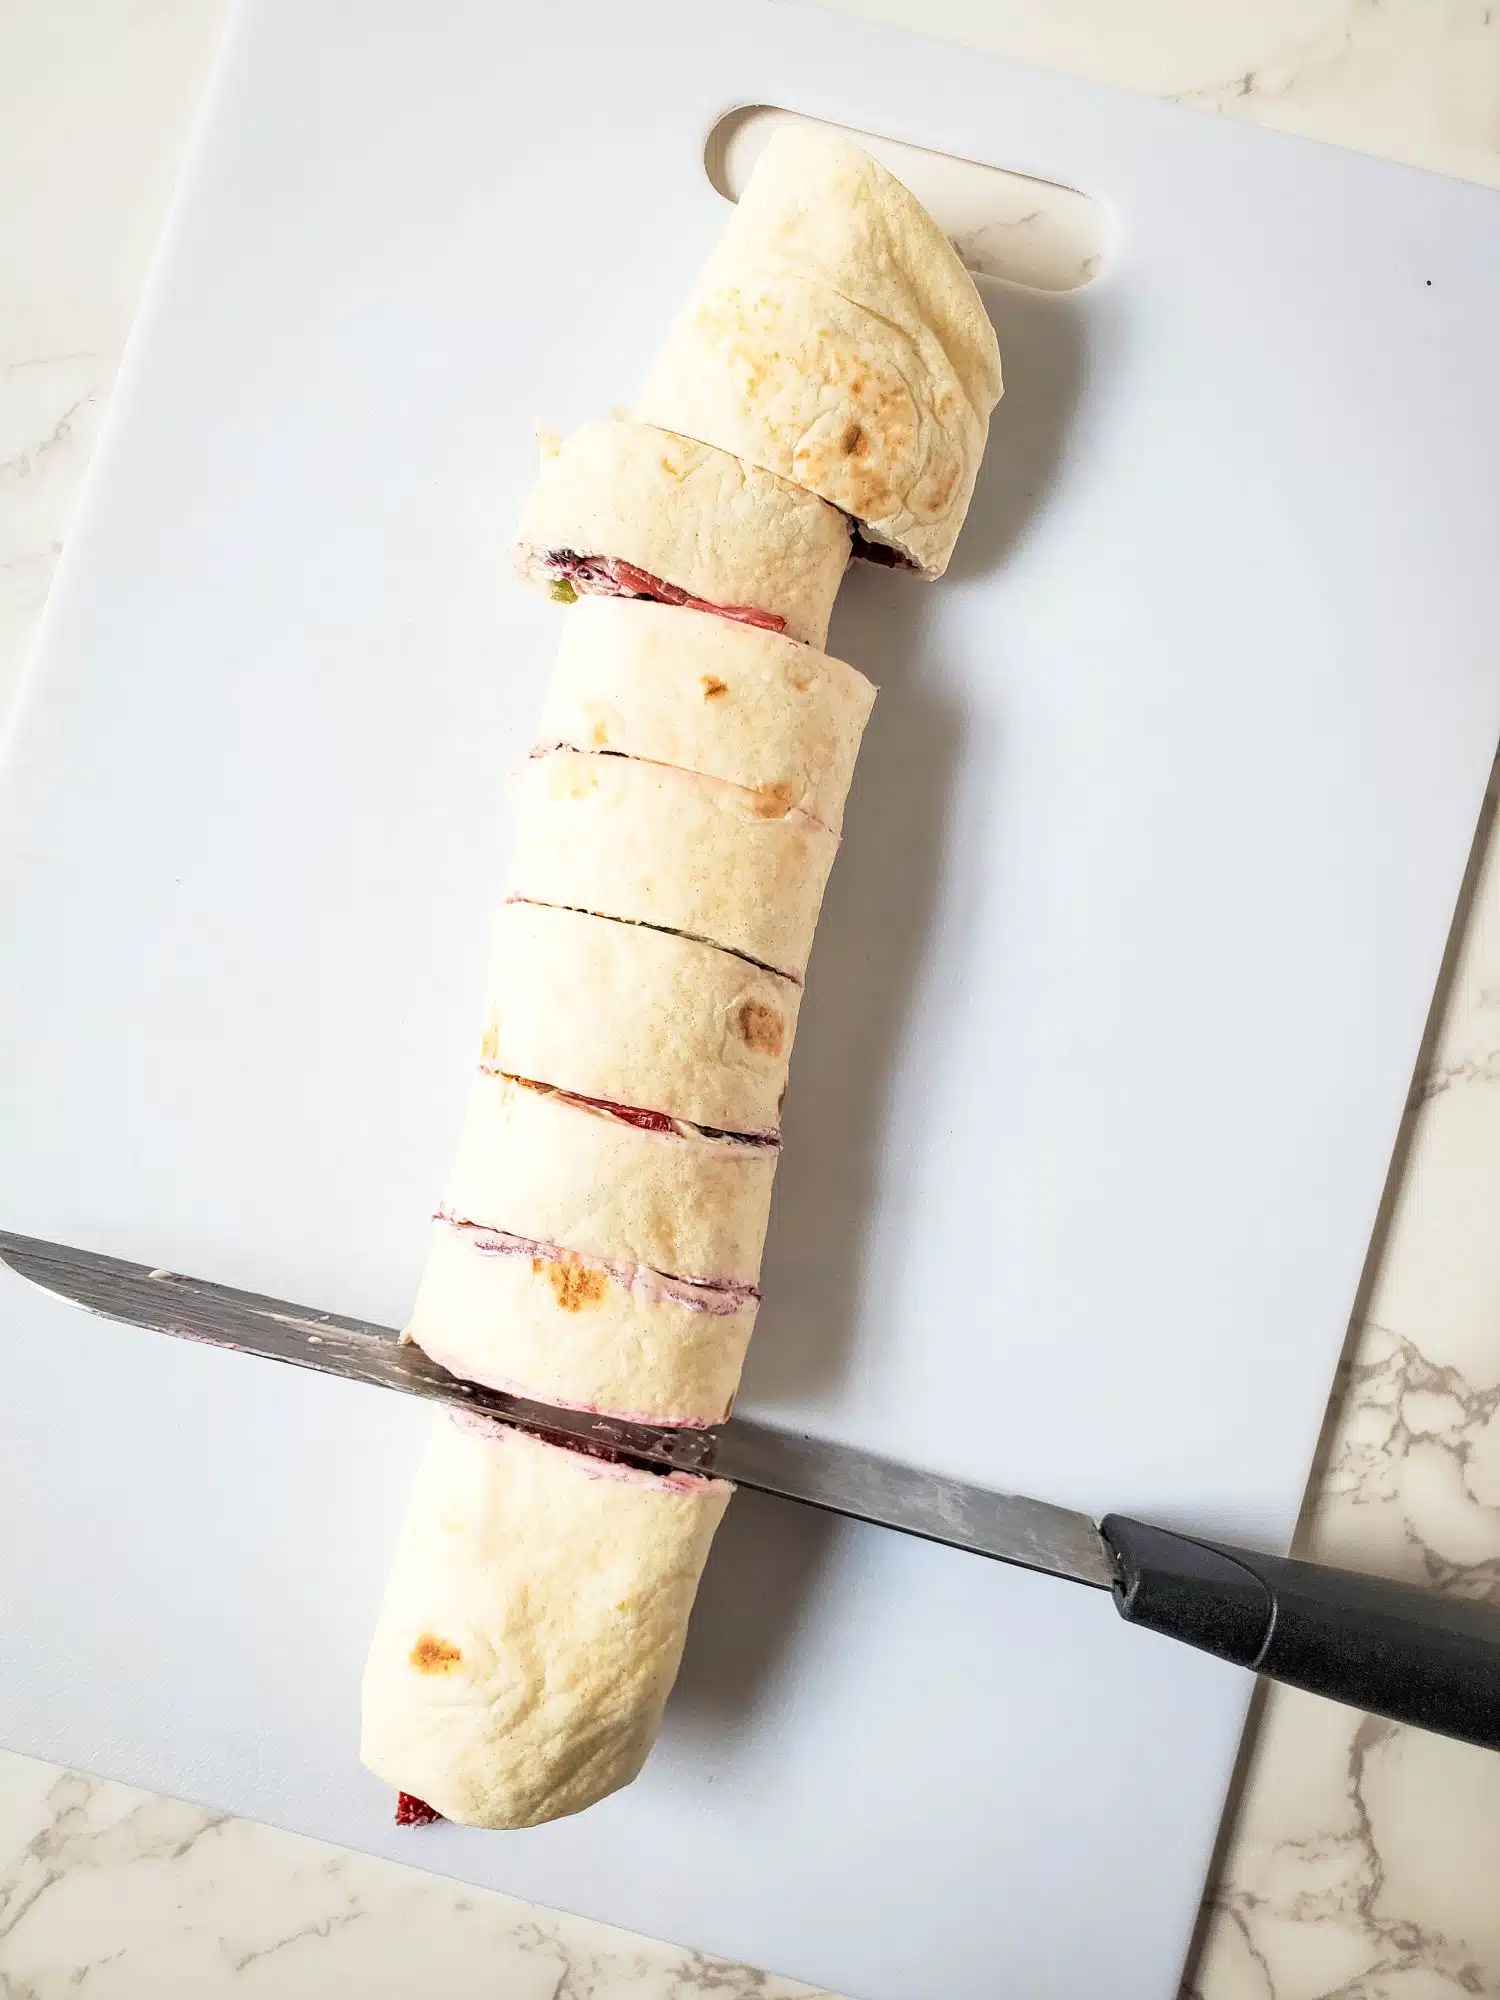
[5,1228,1498,1752]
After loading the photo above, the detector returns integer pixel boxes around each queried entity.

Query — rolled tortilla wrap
[514,416,850,647]
[361,1412,731,1828]
[408,1217,757,1426]
[637,127,1002,577]
[536,597,875,833]
[418,1066,773,1421]
[509,749,838,980]
[483,900,801,1135]
[441,1068,778,1283]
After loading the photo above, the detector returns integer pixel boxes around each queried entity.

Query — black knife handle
[1100,1515,1500,1751]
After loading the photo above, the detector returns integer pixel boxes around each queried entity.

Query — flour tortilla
[637,127,1002,577]
[509,749,838,979]
[537,596,875,833]
[441,1068,778,1283]
[408,1217,757,1427]
[361,1413,731,1828]
[484,900,801,1134]
[514,416,850,647]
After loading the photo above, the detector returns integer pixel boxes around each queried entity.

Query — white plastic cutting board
[3,2,1500,1994]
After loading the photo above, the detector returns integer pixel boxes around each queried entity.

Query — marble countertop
[2,3,1498,1994]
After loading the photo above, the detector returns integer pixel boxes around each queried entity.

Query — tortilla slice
[514,416,850,647]
[483,900,801,1135]
[413,1065,773,1424]
[440,1067,779,1286]
[509,748,838,979]
[637,127,1002,577]
[361,1412,731,1828]
[408,1217,757,1427]
[536,596,875,833]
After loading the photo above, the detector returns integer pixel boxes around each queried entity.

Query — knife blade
[0,1229,1115,1588]
[8,1227,1500,1753]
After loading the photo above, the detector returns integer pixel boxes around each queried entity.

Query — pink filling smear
[544,550,789,634]
[436,1212,759,1315]
[448,1406,729,1494]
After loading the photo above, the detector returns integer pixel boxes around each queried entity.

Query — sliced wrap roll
[409,1219,758,1425]
[443,1069,777,1282]
[536,596,875,833]
[407,1070,775,1425]
[509,748,838,980]
[637,127,1003,577]
[361,1414,731,1828]
[483,900,801,1136]
[514,416,850,647]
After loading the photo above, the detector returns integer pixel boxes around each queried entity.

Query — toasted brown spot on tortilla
[752,781,796,819]
[915,445,962,516]
[735,998,785,1056]
[410,1634,463,1674]
[553,757,599,797]
[790,670,814,694]
[700,675,729,700]
[841,422,867,458]
[543,1258,609,1311]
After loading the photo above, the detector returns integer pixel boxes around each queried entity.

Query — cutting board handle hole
[704,107,1109,293]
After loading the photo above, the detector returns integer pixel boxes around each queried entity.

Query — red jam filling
[563,1089,677,1134]
[483,1068,780,1149]
[395,1792,443,1826]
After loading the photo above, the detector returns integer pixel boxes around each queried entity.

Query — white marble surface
[2,2,1499,1995]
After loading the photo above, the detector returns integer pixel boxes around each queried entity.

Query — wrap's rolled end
[361,1413,732,1829]
[637,126,1002,578]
